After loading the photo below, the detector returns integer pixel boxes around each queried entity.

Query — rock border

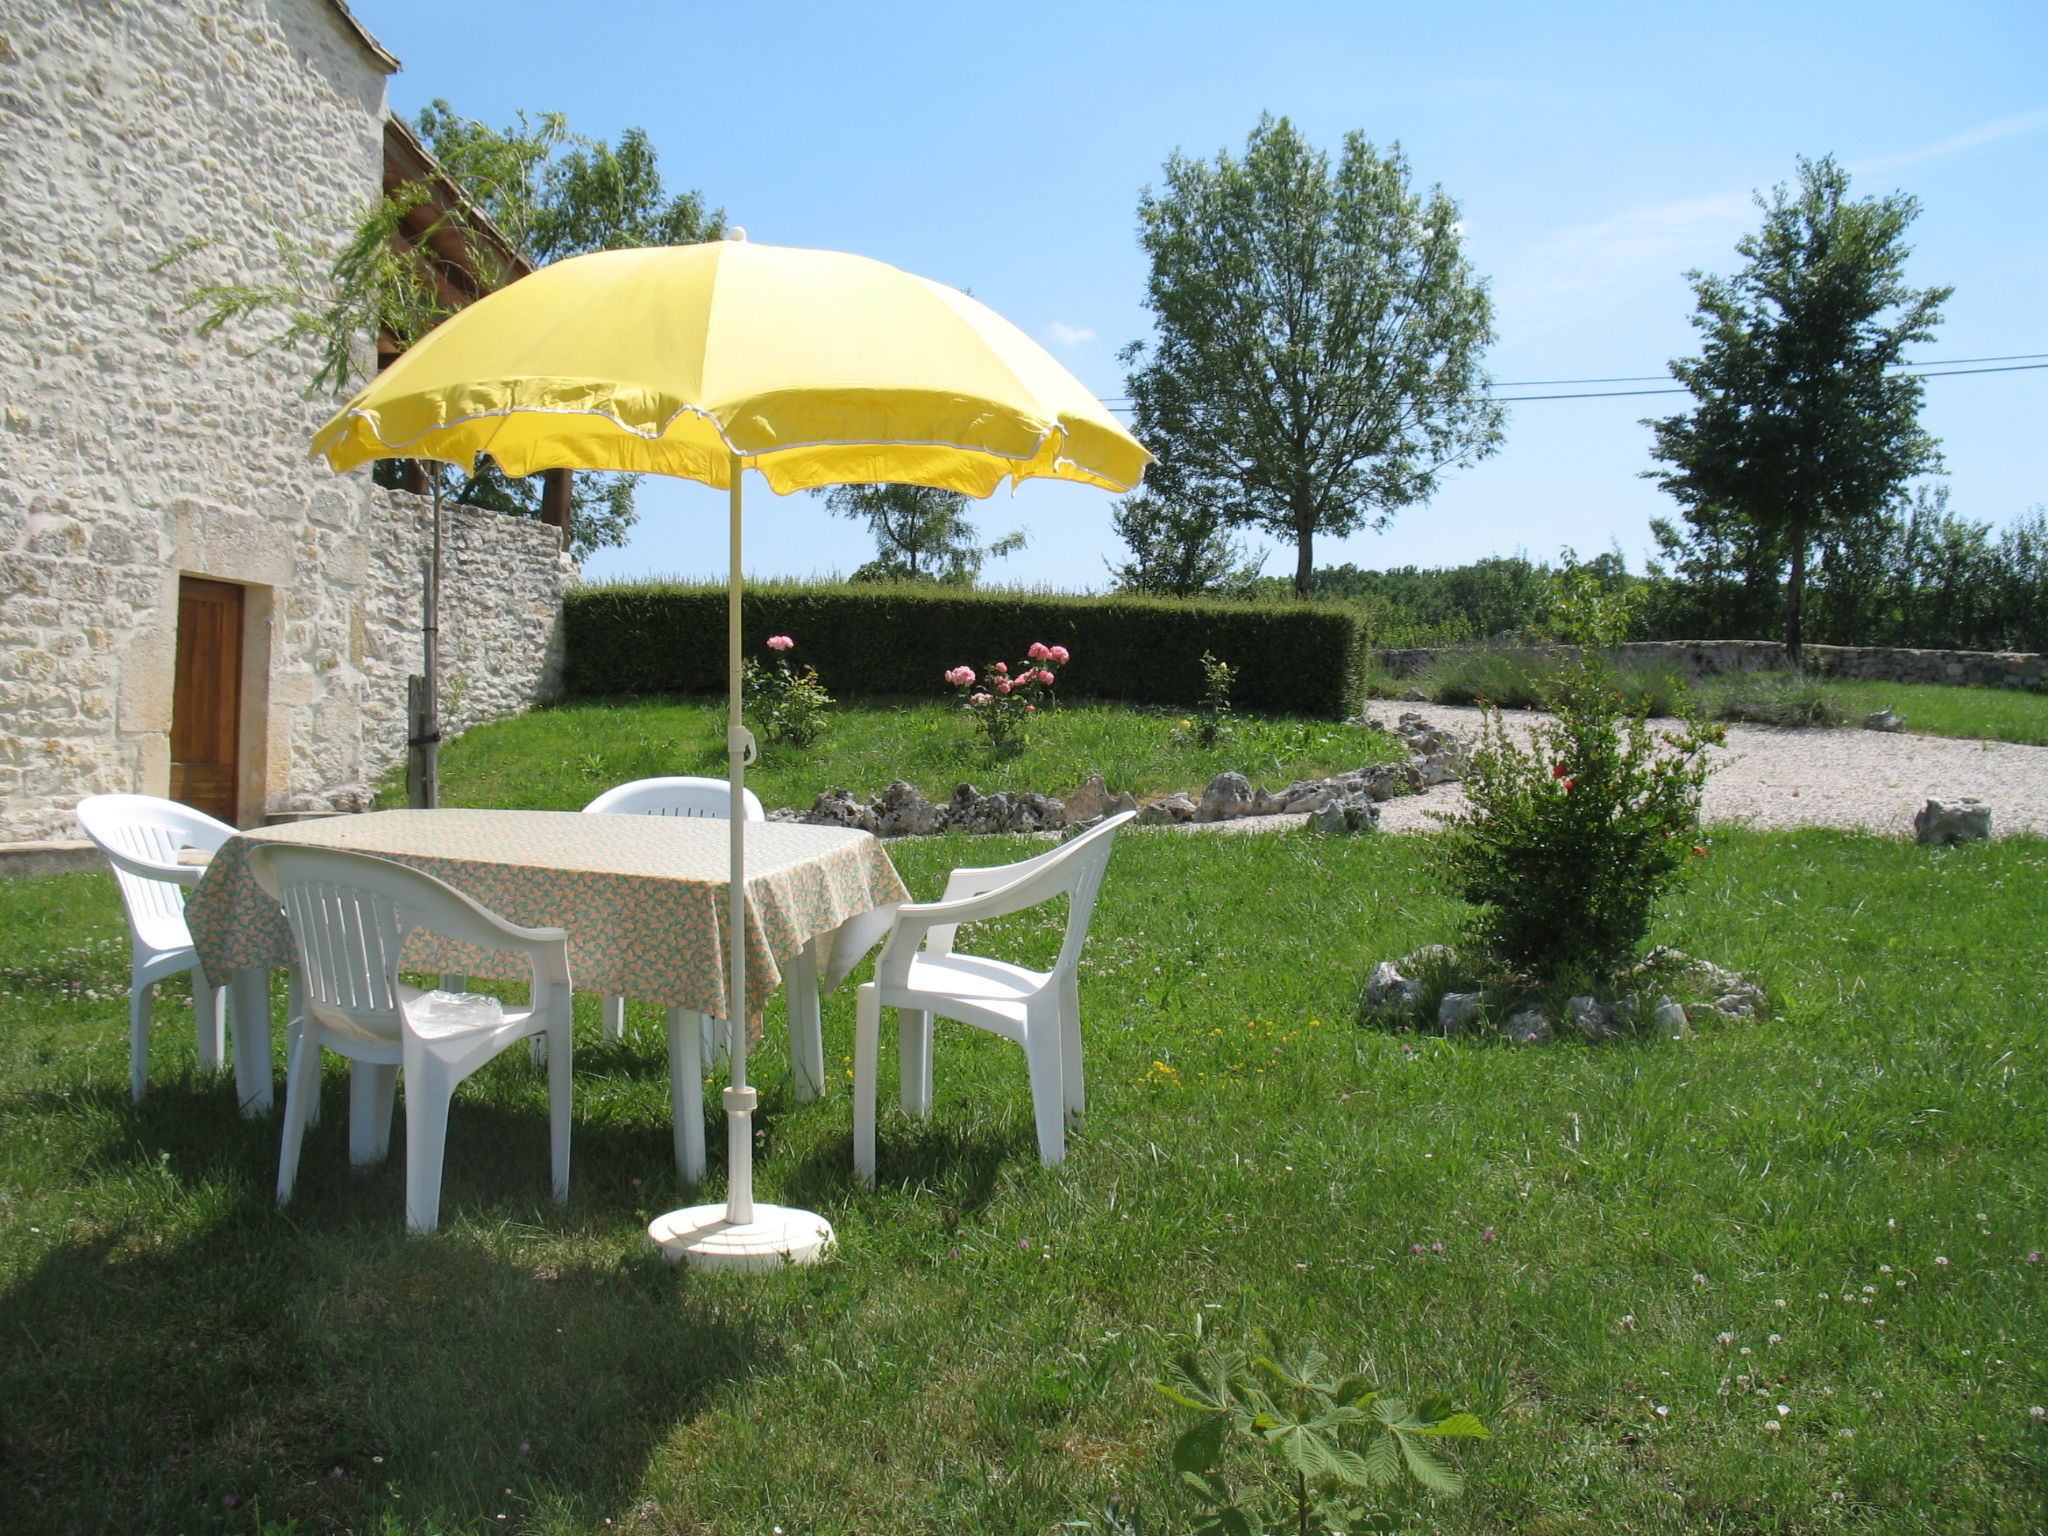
[765,713,1470,838]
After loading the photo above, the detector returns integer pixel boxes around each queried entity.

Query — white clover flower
[1717,1331,1735,1347]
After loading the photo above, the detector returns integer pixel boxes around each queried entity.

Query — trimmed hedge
[565,581,1371,719]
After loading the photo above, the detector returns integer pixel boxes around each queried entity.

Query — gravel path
[1176,704,2048,839]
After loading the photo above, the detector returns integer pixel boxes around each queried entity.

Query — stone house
[0,0,574,865]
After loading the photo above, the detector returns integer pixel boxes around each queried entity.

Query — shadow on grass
[0,1078,782,1535]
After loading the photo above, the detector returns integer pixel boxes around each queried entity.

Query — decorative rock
[1137,791,1198,826]
[1652,1001,1690,1039]
[1914,797,1992,845]
[1106,790,1140,817]
[801,788,877,832]
[1064,774,1115,822]
[1438,991,1484,1033]
[1007,792,1066,833]
[872,780,945,837]
[1306,796,1378,835]
[1567,994,1625,1041]
[1400,944,1459,974]
[1197,772,1255,823]
[1498,1009,1553,1044]
[1714,993,1760,1018]
[1362,961,1420,1017]
[949,785,1019,835]
[1862,708,1908,733]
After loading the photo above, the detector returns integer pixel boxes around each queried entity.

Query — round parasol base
[646,1203,836,1272]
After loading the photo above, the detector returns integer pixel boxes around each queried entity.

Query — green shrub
[1433,658,1723,976]
[1703,669,1846,727]
[740,634,833,749]
[1408,647,1690,715]
[565,580,1371,718]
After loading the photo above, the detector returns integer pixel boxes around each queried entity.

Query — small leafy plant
[1152,1325,1488,1536]
[1433,656,1723,976]
[945,641,1067,750]
[743,634,834,749]
[1188,651,1237,750]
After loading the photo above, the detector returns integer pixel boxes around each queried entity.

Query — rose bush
[743,634,834,749]
[946,641,1067,749]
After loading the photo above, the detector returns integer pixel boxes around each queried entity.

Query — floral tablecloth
[185,809,909,1024]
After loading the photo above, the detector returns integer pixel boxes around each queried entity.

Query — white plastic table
[185,809,909,1179]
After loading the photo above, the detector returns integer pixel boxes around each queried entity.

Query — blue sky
[351,0,2047,588]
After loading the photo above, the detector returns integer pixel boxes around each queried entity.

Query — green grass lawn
[2,822,2043,1533]
[384,695,1405,815]
[1386,649,2048,747]
[1808,679,2048,746]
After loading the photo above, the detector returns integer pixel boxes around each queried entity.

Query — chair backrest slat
[582,776,764,821]
[75,794,237,951]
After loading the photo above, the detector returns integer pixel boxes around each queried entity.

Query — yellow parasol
[313,233,1148,1268]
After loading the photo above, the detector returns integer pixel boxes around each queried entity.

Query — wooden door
[170,577,244,823]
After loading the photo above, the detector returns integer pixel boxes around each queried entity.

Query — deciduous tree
[1124,115,1504,596]
[825,483,1025,585]
[1645,155,1948,664]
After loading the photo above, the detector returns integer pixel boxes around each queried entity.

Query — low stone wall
[1374,640,2048,692]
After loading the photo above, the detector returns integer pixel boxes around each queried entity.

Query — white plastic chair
[580,776,827,1105]
[248,844,574,1235]
[75,793,235,1101]
[853,810,1135,1184]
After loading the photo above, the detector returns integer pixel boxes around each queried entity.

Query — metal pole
[723,451,756,1225]
[420,473,444,809]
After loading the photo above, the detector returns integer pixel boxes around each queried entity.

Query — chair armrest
[95,843,205,889]
[873,875,1055,985]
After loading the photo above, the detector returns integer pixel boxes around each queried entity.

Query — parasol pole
[646,449,834,1270]
[723,450,757,1225]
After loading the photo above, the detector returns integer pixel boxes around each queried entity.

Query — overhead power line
[1095,354,2048,410]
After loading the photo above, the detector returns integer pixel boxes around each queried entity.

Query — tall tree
[169,103,721,559]
[1106,493,1264,598]
[1123,115,1504,596]
[1645,155,1948,664]
[824,483,1025,584]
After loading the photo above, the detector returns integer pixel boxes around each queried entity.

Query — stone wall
[0,2,570,843]
[1375,640,2048,692]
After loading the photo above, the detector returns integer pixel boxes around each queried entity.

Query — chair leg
[401,1046,455,1235]
[285,974,318,1130]
[1059,974,1086,1119]
[600,995,626,1042]
[1024,1004,1067,1168]
[128,973,152,1103]
[852,984,881,1187]
[898,1008,932,1118]
[667,1006,705,1185]
[276,1023,325,1206]
[349,1060,398,1165]
[192,971,225,1073]
[787,941,824,1103]
[545,988,573,1205]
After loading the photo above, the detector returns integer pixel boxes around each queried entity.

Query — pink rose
[1027,642,1050,661]
[997,679,1012,693]
[1037,669,1056,685]
[765,635,795,652]
[970,692,991,706]
[993,661,1008,673]
[1048,646,1070,664]
[945,666,976,686]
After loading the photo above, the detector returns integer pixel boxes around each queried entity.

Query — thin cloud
[1048,321,1095,348]
[1496,189,1755,340]
[1852,107,2048,175]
